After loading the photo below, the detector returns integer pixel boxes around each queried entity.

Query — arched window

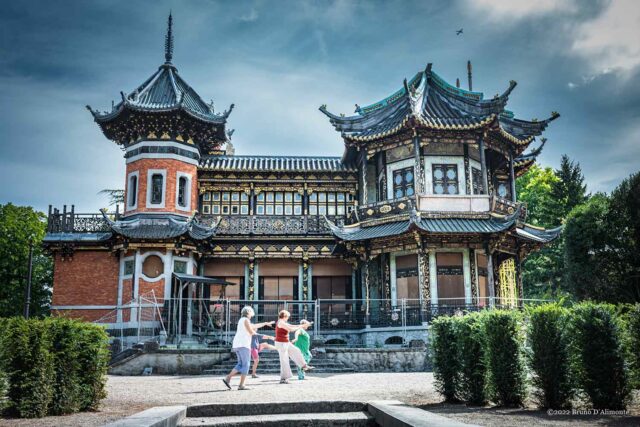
[385,336,404,345]
[151,174,163,205]
[177,176,187,208]
[127,172,138,210]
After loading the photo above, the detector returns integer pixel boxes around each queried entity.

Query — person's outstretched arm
[253,321,275,329]
[292,329,302,344]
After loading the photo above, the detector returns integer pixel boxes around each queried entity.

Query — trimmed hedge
[430,315,460,402]
[456,312,486,405]
[482,310,526,407]
[624,304,640,389]
[0,317,110,418]
[527,303,573,409]
[568,302,629,410]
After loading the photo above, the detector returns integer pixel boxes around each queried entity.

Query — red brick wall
[124,158,198,216]
[52,309,112,322]
[52,251,119,307]
[139,278,165,303]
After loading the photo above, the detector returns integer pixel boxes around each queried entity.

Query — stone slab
[103,405,187,427]
[181,411,374,426]
[367,400,479,427]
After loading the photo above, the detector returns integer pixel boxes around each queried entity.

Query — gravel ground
[1,373,638,427]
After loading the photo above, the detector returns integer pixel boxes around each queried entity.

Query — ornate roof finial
[165,12,174,64]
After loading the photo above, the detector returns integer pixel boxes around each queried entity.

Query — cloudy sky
[1,0,639,212]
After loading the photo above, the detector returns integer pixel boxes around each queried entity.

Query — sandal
[251,374,259,378]
[279,379,289,384]
[222,378,231,390]
[238,385,250,390]
[302,365,315,371]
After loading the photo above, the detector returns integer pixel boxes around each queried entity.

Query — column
[478,135,489,194]
[418,249,430,303]
[247,256,256,300]
[298,261,304,300]
[359,150,368,205]
[515,250,523,307]
[413,134,425,194]
[116,252,124,324]
[509,150,516,202]
[429,251,438,305]
[486,245,495,306]
[244,261,250,300]
[389,253,396,305]
[363,258,371,315]
[463,249,472,305]
[463,144,471,195]
[469,249,478,304]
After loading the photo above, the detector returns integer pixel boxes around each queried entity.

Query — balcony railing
[199,214,344,236]
[47,205,113,233]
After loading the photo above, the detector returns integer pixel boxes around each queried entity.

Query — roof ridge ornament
[164,12,174,65]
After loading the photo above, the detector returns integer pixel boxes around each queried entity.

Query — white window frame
[126,171,139,211]
[423,156,467,195]
[146,169,167,208]
[175,172,192,212]
[386,158,416,200]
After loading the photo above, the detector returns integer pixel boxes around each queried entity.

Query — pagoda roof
[514,138,546,177]
[200,155,356,173]
[325,207,561,244]
[101,212,218,240]
[320,63,558,148]
[86,14,232,151]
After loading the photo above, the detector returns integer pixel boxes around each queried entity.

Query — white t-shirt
[232,317,252,349]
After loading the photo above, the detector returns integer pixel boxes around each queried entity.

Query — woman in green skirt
[292,319,312,380]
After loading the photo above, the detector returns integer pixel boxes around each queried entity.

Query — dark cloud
[0,0,638,212]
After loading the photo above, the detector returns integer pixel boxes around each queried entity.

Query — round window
[498,183,508,198]
[434,184,444,194]
[142,255,164,279]
[433,168,444,179]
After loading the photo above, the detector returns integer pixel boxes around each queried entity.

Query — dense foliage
[430,316,460,402]
[568,303,629,410]
[527,304,572,408]
[0,204,52,318]
[0,317,110,418]
[624,304,640,388]
[455,312,486,405]
[481,310,525,407]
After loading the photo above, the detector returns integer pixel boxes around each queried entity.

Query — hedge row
[430,302,638,409]
[0,317,110,418]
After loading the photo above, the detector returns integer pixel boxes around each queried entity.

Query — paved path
[1,373,638,426]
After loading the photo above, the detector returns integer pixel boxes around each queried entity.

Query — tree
[543,155,588,225]
[563,194,612,301]
[0,204,52,318]
[516,164,558,228]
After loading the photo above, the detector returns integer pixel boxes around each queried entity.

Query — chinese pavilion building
[43,16,561,347]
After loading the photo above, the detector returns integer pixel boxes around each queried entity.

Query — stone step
[180,411,375,426]
[187,401,368,417]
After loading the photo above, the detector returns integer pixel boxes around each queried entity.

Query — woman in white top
[223,306,273,390]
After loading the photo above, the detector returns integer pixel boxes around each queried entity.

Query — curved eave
[89,101,228,126]
[515,224,563,243]
[497,112,559,146]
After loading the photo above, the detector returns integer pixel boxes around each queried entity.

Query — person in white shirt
[222,306,273,390]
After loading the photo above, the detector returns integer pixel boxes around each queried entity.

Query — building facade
[44,17,561,345]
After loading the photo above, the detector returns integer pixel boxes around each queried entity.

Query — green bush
[47,317,83,415]
[430,315,461,402]
[527,303,573,408]
[456,312,486,405]
[0,317,54,418]
[0,317,109,418]
[569,302,629,410]
[624,304,640,389]
[482,310,526,407]
[75,322,110,411]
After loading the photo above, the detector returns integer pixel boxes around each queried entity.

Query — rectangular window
[173,260,188,274]
[255,191,302,215]
[396,254,420,300]
[201,191,249,215]
[436,252,465,305]
[432,164,459,195]
[308,192,353,216]
[472,167,484,194]
[392,167,415,199]
[150,174,164,204]
[128,175,137,208]
[177,176,188,208]
[123,260,134,276]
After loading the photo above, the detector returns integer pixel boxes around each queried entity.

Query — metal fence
[95,296,549,351]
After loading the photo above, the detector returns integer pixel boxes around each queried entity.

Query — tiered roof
[320,63,558,155]
[87,14,232,153]
[200,155,356,173]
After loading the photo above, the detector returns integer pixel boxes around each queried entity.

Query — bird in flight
[456,28,463,35]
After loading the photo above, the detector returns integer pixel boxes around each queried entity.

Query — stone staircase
[203,350,354,375]
[180,401,376,426]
